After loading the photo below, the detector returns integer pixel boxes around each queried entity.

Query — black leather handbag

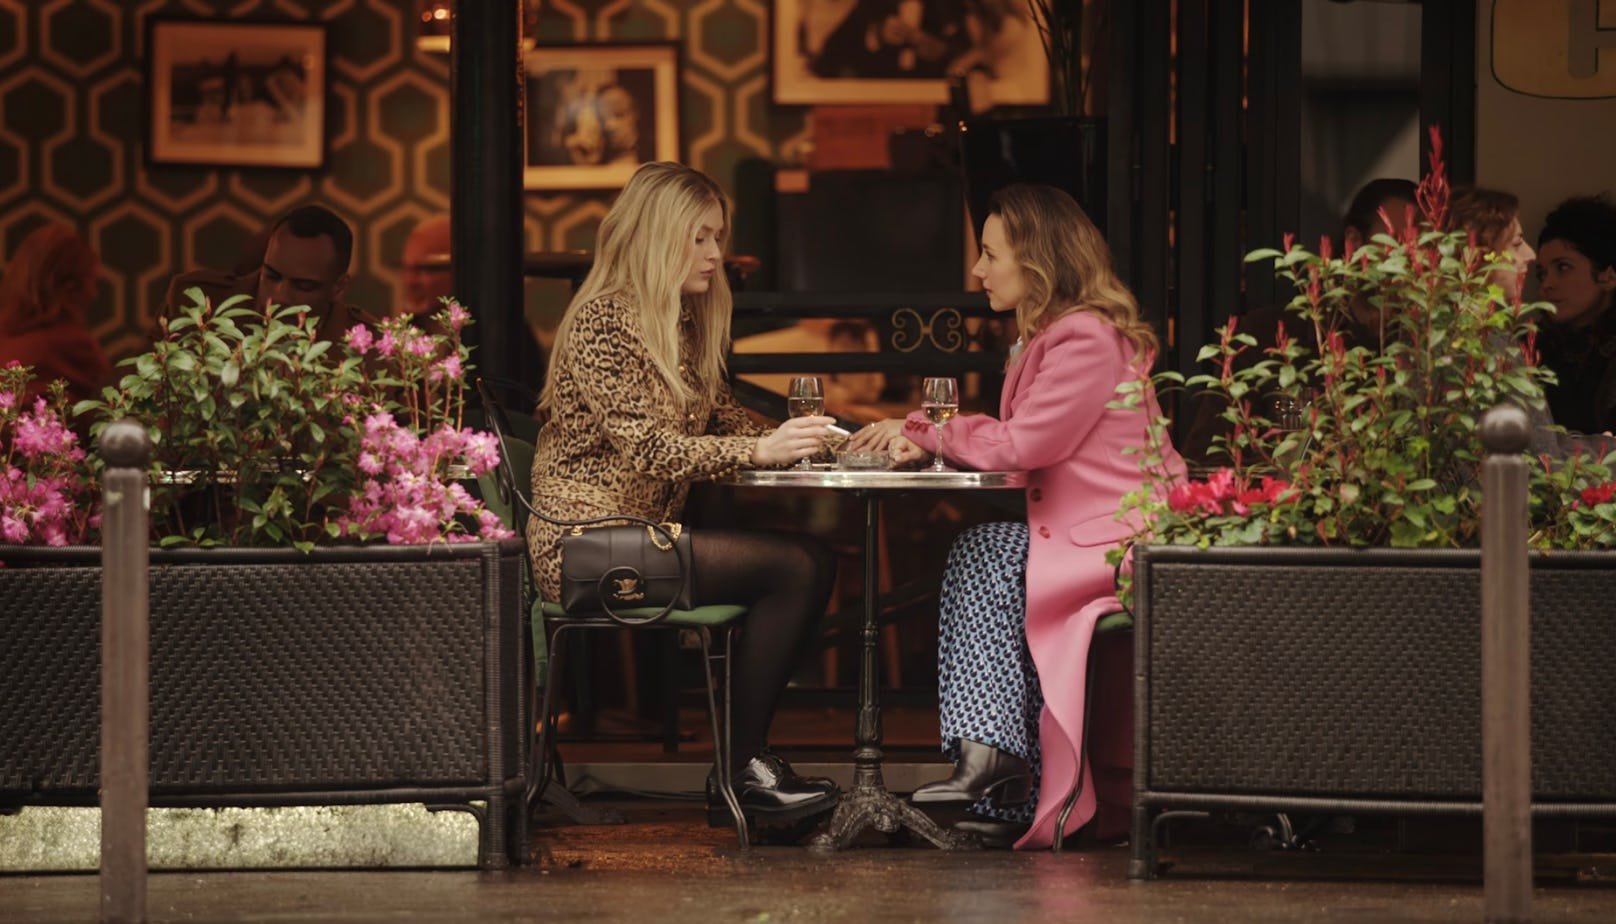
[558,518,693,625]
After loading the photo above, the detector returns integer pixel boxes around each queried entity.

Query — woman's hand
[887,436,927,466]
[845,418,906,452]
[752,415,834,467]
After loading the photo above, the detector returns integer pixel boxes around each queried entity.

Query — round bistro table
[725,465,1028,850]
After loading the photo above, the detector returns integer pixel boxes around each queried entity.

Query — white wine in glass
[921,376,959,472]
[788,376,824,469]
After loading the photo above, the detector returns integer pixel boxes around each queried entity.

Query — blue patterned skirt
[936,521,1040,823]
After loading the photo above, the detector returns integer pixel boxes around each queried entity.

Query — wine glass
[787,376,825,470]
[920,377,959,472]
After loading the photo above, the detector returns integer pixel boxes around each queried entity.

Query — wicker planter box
[0,539,527,870]
[1130,545,1616,878]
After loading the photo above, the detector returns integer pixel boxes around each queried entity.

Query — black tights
[689,529,834,772]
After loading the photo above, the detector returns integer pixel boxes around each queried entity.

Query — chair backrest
[475,376,540,537]
[478,434,535,535]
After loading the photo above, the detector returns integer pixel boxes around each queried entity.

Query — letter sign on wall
[1493,0,1616,98]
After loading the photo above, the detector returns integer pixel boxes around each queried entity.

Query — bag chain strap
[646,522,681,551]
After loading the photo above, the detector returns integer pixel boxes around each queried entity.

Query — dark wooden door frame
[1109,0,1477,440]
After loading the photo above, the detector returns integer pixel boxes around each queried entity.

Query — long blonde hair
[541,162,733,413]
[0,223,98,336]
[990,185,1158,362]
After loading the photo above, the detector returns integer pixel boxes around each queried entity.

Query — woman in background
[0,222,112,406]
[1448,185,1536,295]
[850,185,1183,848]
[1533,194,1616,434]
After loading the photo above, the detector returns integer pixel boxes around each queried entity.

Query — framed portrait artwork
[771,0,1049,107]
[523,43,682,191]
[146,19,329,170]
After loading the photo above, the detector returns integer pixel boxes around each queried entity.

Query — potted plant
[1113,136,1616,878]
[0,296,528,870]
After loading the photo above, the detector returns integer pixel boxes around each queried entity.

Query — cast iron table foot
[808,778,980,851]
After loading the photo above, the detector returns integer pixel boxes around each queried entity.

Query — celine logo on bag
[612,576,645,601]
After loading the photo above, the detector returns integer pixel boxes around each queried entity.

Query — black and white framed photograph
[772,0,1049,106]
[523,43,681,191]
[146,19,328,170]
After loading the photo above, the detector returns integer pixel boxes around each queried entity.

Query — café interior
[2,1,1616,921]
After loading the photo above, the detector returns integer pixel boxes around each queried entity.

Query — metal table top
[725,465,1026,491]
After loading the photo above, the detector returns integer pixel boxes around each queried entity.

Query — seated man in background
[1534,194,1616,435]
[399,213,453,321]
[160,205,376,344]
[1180,178,1418,466]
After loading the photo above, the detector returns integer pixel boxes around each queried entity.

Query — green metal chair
[475,379,754,848]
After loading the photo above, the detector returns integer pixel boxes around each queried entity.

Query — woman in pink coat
[849,184,1183,848]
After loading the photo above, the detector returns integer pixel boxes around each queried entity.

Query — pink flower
[432,354,463,382]
[0,392,14,410]
[445,301,470,331]
[478,509,513,540]
[376,331,398,358]
[345,324,375,354]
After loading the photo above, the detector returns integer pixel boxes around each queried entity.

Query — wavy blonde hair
[990,184,1158,363]
[0,222,98,336]
[541,162,733,412]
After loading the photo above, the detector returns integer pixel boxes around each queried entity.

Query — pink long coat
[903,310,1184,849]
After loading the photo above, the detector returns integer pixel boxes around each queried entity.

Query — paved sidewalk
[5,801,1616,922]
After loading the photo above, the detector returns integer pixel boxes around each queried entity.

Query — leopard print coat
[527,292,762,600]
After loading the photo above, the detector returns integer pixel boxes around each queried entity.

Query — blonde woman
[530,162,839,829]
[850,184,1184,848]
[0,222,111,406]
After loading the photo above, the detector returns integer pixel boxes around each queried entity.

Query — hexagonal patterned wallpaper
[0,0,804,362]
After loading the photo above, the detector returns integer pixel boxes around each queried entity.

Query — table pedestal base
[809,770,979,851]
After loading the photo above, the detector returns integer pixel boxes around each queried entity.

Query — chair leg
[528,622,567,812]
[661,635,680,754]
[1053,629,1106,853]
[700,626,748,849]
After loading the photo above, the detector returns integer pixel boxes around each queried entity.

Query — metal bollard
[99,420,151,924]
[1479,404,1532,924]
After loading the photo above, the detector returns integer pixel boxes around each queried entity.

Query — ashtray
[835,449,891,470]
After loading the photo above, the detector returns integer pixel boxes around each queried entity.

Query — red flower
[1580,483,1616,507]
[1169,470,1232,516]
[1167,469,1277,517]
[1260,476,1296,505]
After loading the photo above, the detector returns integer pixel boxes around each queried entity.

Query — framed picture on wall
[523,43,682,190]
[771,0,1049,107]
[146,19,329,170]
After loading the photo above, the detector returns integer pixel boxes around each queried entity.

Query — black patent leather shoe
[706,751,839,827]
[911,739,1032,806]
[955,817,1031,849]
